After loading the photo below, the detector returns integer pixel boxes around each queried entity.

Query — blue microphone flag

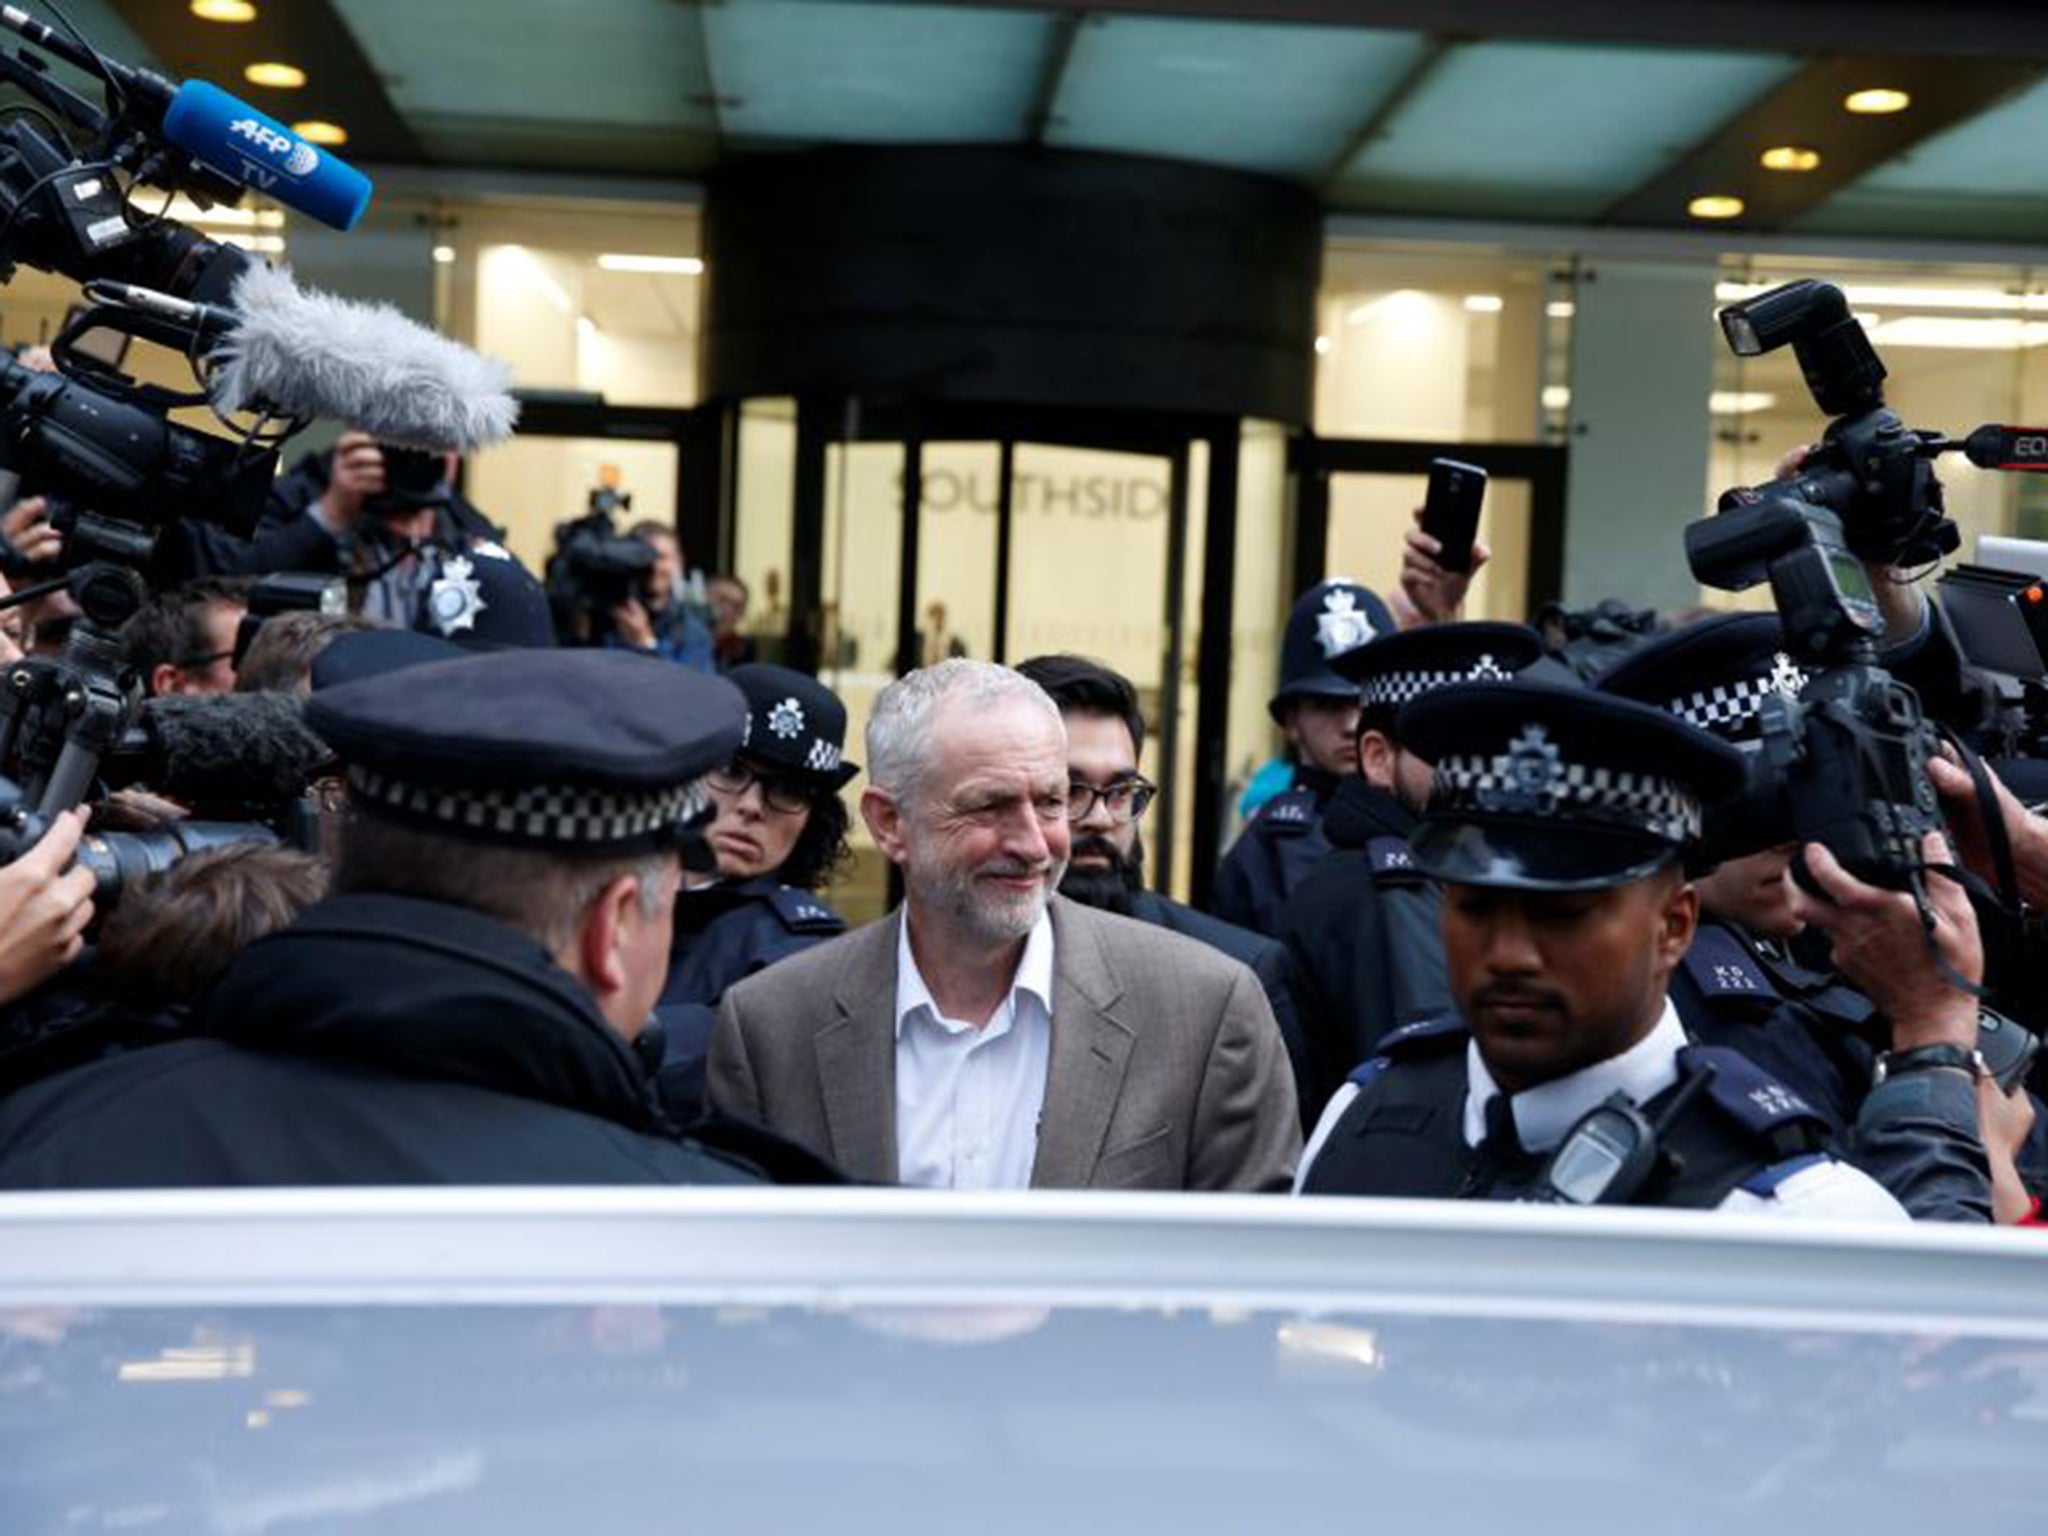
[161,79,371,231]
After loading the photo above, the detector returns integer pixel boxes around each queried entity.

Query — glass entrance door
[785,407,1213,919]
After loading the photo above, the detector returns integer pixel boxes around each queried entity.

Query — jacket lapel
[814,915,900,1183]
[1032,899,1135,1189]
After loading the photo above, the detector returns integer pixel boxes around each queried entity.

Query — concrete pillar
[1564,260,1717,611]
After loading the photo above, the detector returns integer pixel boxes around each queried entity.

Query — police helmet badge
[1767,651,1805,698]
[1478,724,1566,817]
[1315,588,1377,659]
[1469,653,1508,683]
[426,555,487,636]
[768,697,806,741]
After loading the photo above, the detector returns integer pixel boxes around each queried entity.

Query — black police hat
[1595,613,1807,745]
[727,664,859,790]
[420,541,557,651]
[1594,614,1806,863]
[1398,681,1747,892]
[1335,620,1548,722]
[1269,578,1396,722]
[307,649,747,855]
[310,630,464,691]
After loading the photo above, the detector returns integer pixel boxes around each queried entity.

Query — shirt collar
[1462,997,1685,1152]
[894,906,1056,1037]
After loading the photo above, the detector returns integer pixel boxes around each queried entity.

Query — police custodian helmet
[1269,578,1396,723]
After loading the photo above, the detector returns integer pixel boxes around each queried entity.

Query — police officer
[1213,579,1395,936]
[0,648,769,1188]
[653,664,855,1121]
[1278,622,1546,1121]
[1296,682,1906,1217]
[1599,612,2025,1220]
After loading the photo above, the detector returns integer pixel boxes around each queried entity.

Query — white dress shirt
[1300,999,1907,1221]
[894,912,1054,1190]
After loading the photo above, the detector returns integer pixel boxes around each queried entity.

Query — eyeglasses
[175,648,237,670]
[1067,775,1156,825]
[707,760,813,816]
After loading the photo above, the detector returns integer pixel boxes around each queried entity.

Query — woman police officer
[653,664,857,1121]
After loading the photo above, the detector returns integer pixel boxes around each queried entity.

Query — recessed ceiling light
[1759,145,1822,173]
[245,63,307,90]
[595,253,705,275]
[191,0,257,20]
[291,121,347,146]
[1314,335,1332,356]
[1462,294,1504,313]
[1688,195,1746,221]
[1546,300,1575,319]
[1844,88,1911,115]
[433,245,455,265]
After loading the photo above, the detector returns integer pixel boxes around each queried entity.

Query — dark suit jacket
[707,896,1301,1191]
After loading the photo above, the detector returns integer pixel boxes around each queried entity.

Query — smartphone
[1422,458,1487,574]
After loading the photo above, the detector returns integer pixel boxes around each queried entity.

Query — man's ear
[1358,727,1397,790]
[577,872,641,1003]
[150,663,186,698]
[1654,870,1700,975]
[861,786,908,866]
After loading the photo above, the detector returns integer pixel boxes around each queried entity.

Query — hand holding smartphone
[1421,458,1487,575]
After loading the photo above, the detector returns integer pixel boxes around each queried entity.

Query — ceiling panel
[1045,14,1430,177]
[334,0,715,140]
[1796,73,2048,240]
[1331,40,1799,220]
[703,0,1058,144]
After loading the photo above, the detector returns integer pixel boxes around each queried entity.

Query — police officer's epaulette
[1366,834,1421,880]
[1258,786,1318,833]
[768,886,846,935]
[1344,1014,1464,1093]
[1674,1043,1830,1158]
[1681,926,1781,1004]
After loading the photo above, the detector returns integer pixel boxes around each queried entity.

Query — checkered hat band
[1360,661,1513,712]
[1664,669,1807,740]
[347,767,709,848]
[1433,752,1702,843]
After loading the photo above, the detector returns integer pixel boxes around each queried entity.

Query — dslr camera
[543,484,655,645]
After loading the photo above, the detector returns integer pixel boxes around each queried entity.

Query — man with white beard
[707,659,1300,1190]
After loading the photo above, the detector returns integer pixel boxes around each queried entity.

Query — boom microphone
[207,263,520,452]
[108,691,334,813]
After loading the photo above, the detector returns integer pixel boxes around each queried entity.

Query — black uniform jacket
[1211,766,1342,938]
[654,879,846,1121]
[1277,778,1449,1123]
[0,895,763,1189]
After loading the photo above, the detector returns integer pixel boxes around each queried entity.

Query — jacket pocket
[1095,1124,1174,1189]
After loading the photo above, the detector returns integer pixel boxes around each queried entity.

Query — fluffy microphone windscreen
[140,691,335,807]
[210,264,519,452]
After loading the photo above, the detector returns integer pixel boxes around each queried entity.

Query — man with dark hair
[1015,653,1306,1099]
[0,649,768,1188]
[120,577,254,697]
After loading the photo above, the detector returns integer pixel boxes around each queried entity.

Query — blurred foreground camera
[0,778,275,904]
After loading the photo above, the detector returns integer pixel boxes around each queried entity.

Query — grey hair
[866,659,1063,808]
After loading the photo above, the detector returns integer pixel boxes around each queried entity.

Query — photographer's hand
[1400,506,1490,626]
[2,496,59,565]
[1978,1075,2038,1224]
[1927,751,2048,910]
[312,432,386,535]
[0,808,95,1006]
[612,598,657,650]
[1789,831,1981,1051]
